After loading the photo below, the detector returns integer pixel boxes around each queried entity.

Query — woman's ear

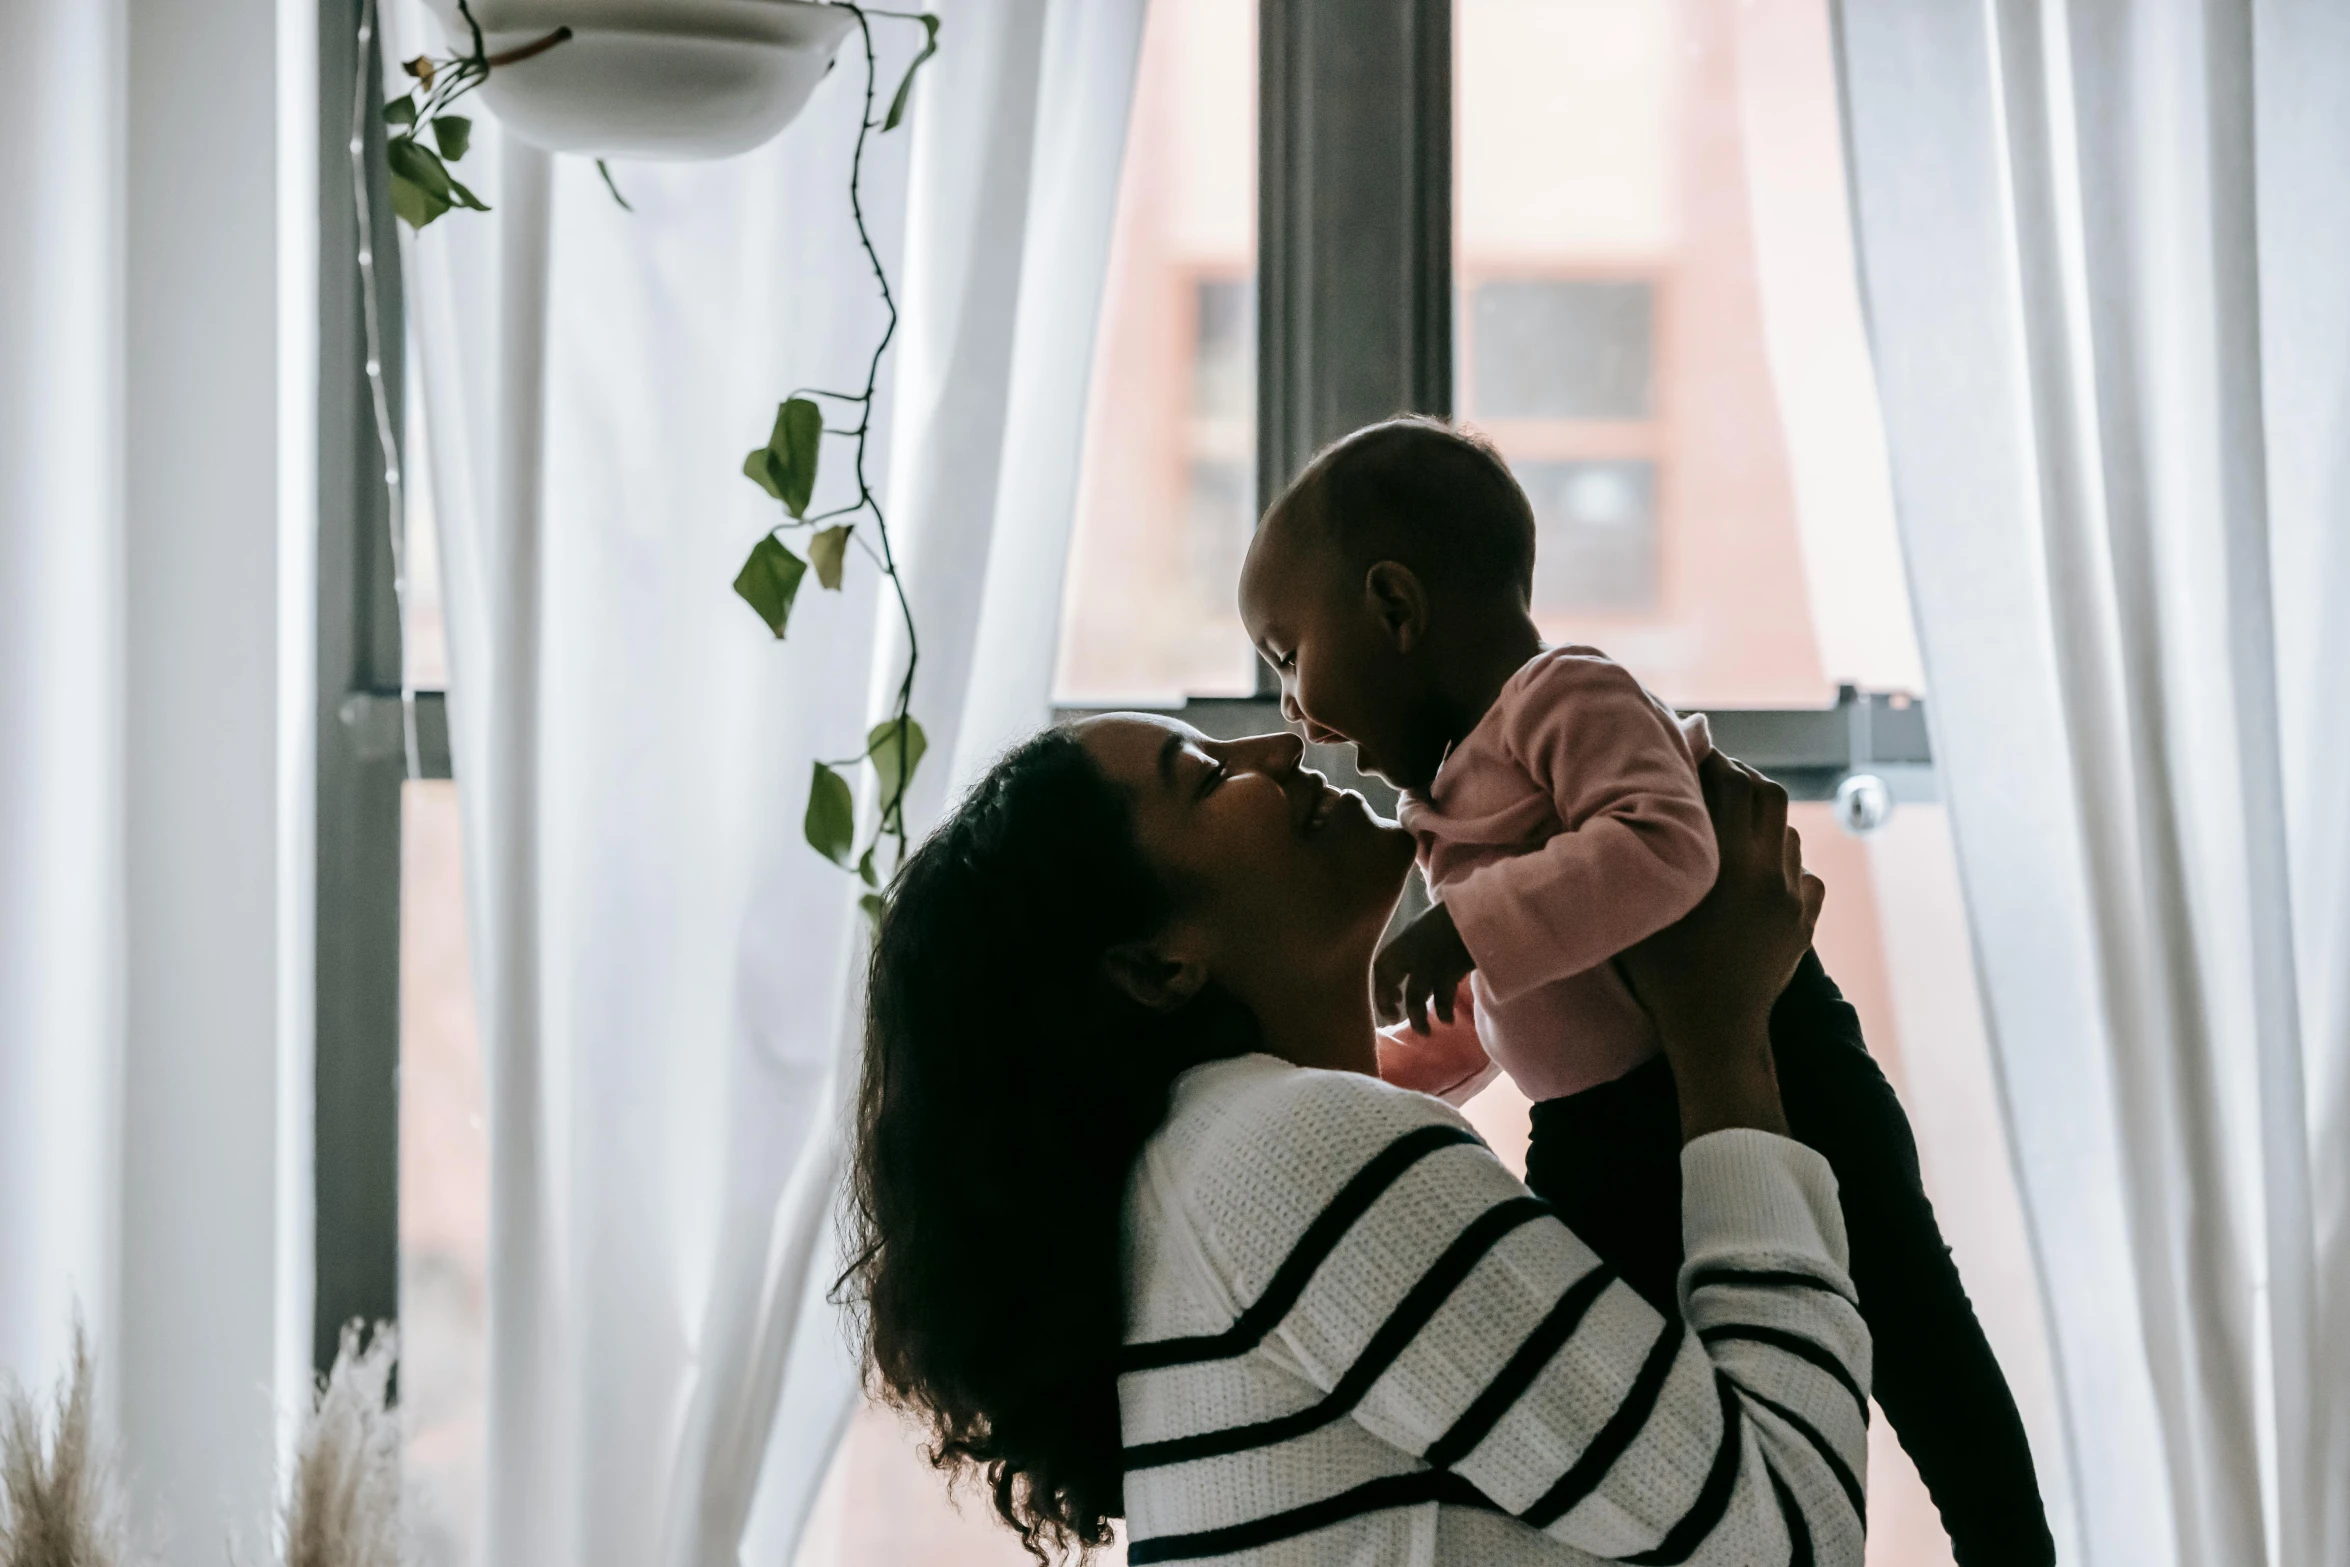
[1363,561,1431,653]
[1102,933,1210,1014]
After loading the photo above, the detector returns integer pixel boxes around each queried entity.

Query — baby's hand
[1372,901,1477,1035]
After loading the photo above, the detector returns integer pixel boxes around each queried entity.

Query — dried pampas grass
[281,1325,402,1567]
[2,1318,411,1567]
[0,1323,131,1567]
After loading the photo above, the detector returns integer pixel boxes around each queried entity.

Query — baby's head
[1239,416,1539,794]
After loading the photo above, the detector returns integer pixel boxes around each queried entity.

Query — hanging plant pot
[427,0,859,159]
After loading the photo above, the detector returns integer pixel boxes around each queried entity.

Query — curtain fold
[0,0,123,1405]
[6,4,306,1563]
[388,2,1144,1563]
[1834,1,2350,1563]
[672,6,1147,1560]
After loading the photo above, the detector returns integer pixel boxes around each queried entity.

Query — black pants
[1521,951,2055,1567]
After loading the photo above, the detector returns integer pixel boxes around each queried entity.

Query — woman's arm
[1131,758,1863,1561]
[1147,1076,1866,1564]
[1624,751,1823,1142]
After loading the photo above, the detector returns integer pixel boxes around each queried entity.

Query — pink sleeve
[1374,981,1498,1106]
[1443,655,1717,1003]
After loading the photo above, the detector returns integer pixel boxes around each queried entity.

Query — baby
[1237,416,2054,1567]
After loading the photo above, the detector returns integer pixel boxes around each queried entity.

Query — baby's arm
[1374,980,1498,1103]
[1446,653,1717,1002]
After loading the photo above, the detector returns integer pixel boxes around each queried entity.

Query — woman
[843,718,1867,1565]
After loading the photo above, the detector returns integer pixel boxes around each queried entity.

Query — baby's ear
[1102,936,1210,1014]
[1363,561,1431,653]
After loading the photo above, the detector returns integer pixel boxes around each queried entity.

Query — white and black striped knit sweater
[1118,1055,1870,1565]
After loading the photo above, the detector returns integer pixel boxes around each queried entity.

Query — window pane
[403,349,447,690]
[1472,280,1654,419]
[400,779,487,1567]
[1053,0,1258,704]
[1458,0,1922,707]
[1517,458,1658,613]
[1191,277,1254,419]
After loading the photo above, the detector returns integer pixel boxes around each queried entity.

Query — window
[1518,459,1659,613]
[397,379,488,1567]
[1184,276,1257,615]
[1052,0,1257,705]
[1469,279,1655,418]
[1463,280,1663,616]
[357,3,2068,1564]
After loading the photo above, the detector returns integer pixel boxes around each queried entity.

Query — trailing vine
[372,1,939,913]
[733,4,940,918]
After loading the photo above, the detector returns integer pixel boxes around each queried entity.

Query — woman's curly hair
[840,727,1256,1560]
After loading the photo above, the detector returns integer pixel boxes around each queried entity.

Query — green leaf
[733,534,808,638]
[805,762,858,866]
[445,174,491,212]
[809,525,852,591]
[385,134,452,199]
[764,397,823,518]
[430,114,472,161]
[882,14,942,132]
[390,171,452,231]
[860,891,887,926]
[856,846,878,888]
[867,715,929,823]
[741,447,786,500]
[384,95,418,128]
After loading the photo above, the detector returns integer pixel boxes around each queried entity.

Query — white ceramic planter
[430,0,859,159]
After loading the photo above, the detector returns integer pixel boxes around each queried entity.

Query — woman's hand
[1621,752,1825,1143]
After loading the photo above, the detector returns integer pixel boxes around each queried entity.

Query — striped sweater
[1118,1055,1870,1565]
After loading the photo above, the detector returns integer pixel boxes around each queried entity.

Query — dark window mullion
[312,0,405,1376]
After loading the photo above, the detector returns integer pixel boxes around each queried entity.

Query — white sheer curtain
[0,0,124,1404]
[1835,2,2350,1564]
[384,4,1144,1566]
[4,3,314,1565]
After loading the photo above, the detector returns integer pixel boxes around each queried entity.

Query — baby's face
[1238,509,1450,794]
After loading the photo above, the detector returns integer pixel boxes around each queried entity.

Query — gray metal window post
[313,0,404,1375]
[1257,0,1454,514]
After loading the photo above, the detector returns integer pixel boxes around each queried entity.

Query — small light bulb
[365,358,380,376]
[357,248,372,266]
[385,468,400,486]
[349,137,364,155]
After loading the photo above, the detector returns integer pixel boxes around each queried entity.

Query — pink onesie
[1387,646,1716,1104]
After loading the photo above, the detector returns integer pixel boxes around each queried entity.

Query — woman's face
[1077,716,1416,998]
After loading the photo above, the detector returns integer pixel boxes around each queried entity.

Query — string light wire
[351,0,421,783]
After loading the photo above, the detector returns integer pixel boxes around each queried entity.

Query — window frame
[329,0,1936,1382]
